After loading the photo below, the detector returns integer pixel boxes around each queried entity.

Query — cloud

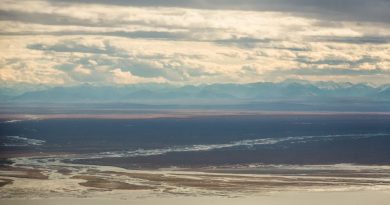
[0,58,69,85]
[1,30,192,42]
[0,10,103,27]
[271,67,390,76]
[46,0,390,24]
[0,0,389,86]
[214,37,273,48]
[27,40,127,55]
[73,65,92,75]
[19,38,228,84]
[295,55,380,67]
[110,68,167,84]
[310,36,390,44]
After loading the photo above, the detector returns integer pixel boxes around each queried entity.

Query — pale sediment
[1,155,390,200]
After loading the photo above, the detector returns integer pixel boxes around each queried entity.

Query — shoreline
[2,190,390,205]
[2,110,390,121]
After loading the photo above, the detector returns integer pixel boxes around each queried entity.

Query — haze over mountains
[1,80,389,112]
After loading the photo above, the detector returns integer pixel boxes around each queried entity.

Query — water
[1,114,390,167]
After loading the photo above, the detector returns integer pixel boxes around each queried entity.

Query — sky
[0,0,389,87]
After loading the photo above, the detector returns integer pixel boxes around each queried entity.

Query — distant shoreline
[2,110,390,121]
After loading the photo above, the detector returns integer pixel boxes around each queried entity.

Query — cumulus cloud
[0,0,389,86]
[110,68,167,84]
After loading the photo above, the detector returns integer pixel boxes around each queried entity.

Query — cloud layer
[0,0,389,86]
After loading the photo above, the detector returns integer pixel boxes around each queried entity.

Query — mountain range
[1,80,389,112]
